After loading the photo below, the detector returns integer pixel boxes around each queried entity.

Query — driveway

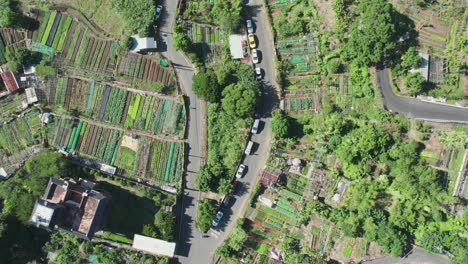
[377,68,468,123]
[159,0,278,263]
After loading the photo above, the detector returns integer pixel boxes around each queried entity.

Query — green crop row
[41,11,57,44]
[57,17,73,51]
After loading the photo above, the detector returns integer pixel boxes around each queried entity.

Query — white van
[245,141,254,155]
[251,119,260,134]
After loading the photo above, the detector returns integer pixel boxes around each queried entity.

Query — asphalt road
[364,247,449,264]
[159,0,278,263]
[377,68,468,123]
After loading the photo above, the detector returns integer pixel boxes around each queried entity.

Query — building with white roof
[130,35,157,53]
[132,234,176,257]
[229,34,245,59]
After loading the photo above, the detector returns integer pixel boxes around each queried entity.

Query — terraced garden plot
[134,139,184,184]
[0,94,27,123]
[0,109,41,156]
[118,52,176,89]
[0,36,5,64]
[284,89,315,112]
[185,22,223,63]
[48,117,122,164]
[0,27,28,55]
[51,77,185,136]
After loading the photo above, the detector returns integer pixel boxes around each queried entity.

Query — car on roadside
[251,119,260,134]
[246,19,254,33]
[222,195,232,208]
[251,49,259,64]
[236,164,246,179]
[248,33,257,49]
[255,67,262,80]
[155,5,163,20]
[212,211,224,227]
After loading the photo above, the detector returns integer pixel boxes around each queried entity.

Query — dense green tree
[211,0,243,32]
[342,0,398,66]
[437,130,468,149]
[192,69,220,103]
[376,222,407,256]
[271,109,289,138]
[195,199,217,232]
[221,83,258,119]
[173,31,192,51]
[142,224,158,238]
[110,0,156,36]
[35,59,55,77]
[6,48,37,72]
[0,0,15,27]
[405,72,425,95]
[154,211,175,241]
[400,47,422,72]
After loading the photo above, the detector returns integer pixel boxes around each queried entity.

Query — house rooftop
[30,177,107,240]
[132,234,176,257]
[229,34,245,59]
[0,71,20,93]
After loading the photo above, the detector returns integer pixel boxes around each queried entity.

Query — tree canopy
[405,72,425,95]
[192,69,220,103]
[110,0,156,36]
[0,0,15,27]
[342,0,398,66]
[211,0,243,32]
[271,109,289,138]
[196,199,217,232]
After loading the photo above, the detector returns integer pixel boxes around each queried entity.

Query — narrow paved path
[160,0,279,263]
[377,68,468,123]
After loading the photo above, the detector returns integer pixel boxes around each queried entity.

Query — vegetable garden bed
[0,109,41,156]
[52,77,185,137]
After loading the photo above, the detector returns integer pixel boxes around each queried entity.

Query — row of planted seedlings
[47,117,121,165]
[131,137,184,185]
[53,77,185,137]
[117,51,176,89]
[33,11,73,51]
[0,27,29,57]
[0,109,42,156]
[46,116,184,186]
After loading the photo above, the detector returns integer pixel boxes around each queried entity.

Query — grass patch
[100,231,133,244]
[343,244,353,257]
[420,150,438,160]
[96,181,159,238]
[114,146,136,172]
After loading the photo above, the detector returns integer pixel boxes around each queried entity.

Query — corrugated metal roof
[132,234,176,257]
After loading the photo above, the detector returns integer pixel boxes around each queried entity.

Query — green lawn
[96,181,159,238]
[114,146,136,172]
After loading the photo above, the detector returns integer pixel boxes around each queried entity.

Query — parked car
[255,67,262,80]
[155,5,163,20]
[246,19,254,33]
[236,164,246,179]
[222,195,232,207]
[251,119,260,134]
[251,49,259,64]
[212,211,224,227]
[248,33,256,49]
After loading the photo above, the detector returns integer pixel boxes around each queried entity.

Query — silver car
[236,164,246,179]
[246,19,254,33]
[251,49,259,64]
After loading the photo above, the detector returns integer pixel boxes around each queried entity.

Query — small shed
[260,170,280,186]
[25,88,38,104]
[229,34,245,59]
[132,234,176,258]
[130,35,157,53]
[410,52,429,81]
[0,71,19,93]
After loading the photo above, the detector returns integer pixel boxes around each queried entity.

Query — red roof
[260,170,280,186]
[1,71,19,92]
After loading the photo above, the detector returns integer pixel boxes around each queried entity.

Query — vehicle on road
[222,195,232,207]
[212,211,224,227]
[155,5,163,20]
[255,67,262,80]
[246,19,254,33]
[251,119,260,134]
[248,33,256,49]
[236,164,246,179]
[251,49,259,64]
[245,141,254,155]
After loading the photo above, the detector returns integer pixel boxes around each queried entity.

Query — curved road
[377,68,468,123]
[160,0,278,263]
